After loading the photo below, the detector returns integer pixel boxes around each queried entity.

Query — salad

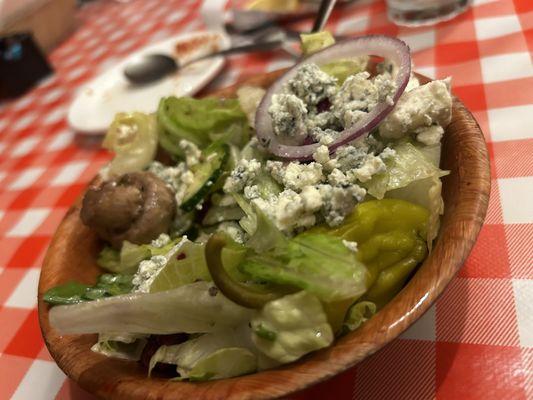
[45,33,451,381]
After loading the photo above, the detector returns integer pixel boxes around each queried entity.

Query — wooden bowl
[38,71,490,400]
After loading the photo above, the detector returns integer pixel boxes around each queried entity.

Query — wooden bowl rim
[38,70,491,400]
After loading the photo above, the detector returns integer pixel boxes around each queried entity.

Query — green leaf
[103,112,158,176]
[148,240,210,293]
[43,274,134,306]
[253,323,277,341]
[300,31,335,56]
[157,96,249,157]
[120,241,152,271]
[148,325,258,380]
[251,291,333,363]
[96,247,121,272]
[49,281,254,335]
[321,58,369,84]
[91,332,147,361]
[364,142,448,199]
[239,233,368,302]
[43,282,90,305]
[188,348,257,380]
[97,236,183,274]
[233,194,286,253]
[96,273,134,296]
[148,238,249,293]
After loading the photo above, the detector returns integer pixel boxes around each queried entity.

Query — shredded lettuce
[147,237,249,293]
[49,281,254,335]
[239,233,368,302]
[148,239,210,293]
[97,235,183,275]
[91,332,147,361]
[103,112,158,176]
[96,247,121,272]
[236,85,266,127]
[233,194,285,253]
[365,142,448,200]
[202,205,245,226]
[157,97,249,157]
[363,142,447,246]
[98,242,149,274]
[321,58,369,85]
[186,348,257,381]
[251,291,334,363]
[300,31,335,56]
[149,325,258,380]
[43,274,134,305]
[386,143,445,246]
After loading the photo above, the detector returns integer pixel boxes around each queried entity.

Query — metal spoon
[124,39,284,85]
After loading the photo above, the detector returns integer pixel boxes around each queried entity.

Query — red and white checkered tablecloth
[0,0,532,398]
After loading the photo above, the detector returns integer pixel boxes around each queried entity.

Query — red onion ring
[255,35,411,160]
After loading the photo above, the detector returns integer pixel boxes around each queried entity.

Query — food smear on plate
[45,33,452,381]
[174,33,222,61]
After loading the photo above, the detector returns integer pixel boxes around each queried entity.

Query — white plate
[68,31,230,134]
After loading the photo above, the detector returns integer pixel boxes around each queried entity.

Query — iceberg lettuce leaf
[149,325,259,380]
[91,332,147,361]
[103,112,158,176]
[97,236,183,274]
[49,281,254,335]
[148,240,210,293]
[364,142,447,247]
[239,233,367,302]
[365,142,448,199]
[233,194,286,253]
[43,274,134,305]
[251,291,334,363]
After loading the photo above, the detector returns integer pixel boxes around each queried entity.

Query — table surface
[0,0,532,399]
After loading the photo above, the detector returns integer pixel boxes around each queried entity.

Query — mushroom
[80,172,176,248]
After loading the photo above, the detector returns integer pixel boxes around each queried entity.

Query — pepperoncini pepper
[314,199,429,310]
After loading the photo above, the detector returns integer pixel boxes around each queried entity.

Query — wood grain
[38,71,490,400]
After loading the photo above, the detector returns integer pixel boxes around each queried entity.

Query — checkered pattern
[0,0,531,398]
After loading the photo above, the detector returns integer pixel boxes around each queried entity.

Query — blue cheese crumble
[132,255,168,293]
[269,94,308,141]
[222,137,397,234]
[268,63,396,146]
[223,159,262,193]
[216,221,247,244]
[218,61,451,238]
[379,79,452,139]
[151,233,171,248]
[284,63,337,108]
[132,237,187,293]
[343,240,358,253]
[266,160,324,191]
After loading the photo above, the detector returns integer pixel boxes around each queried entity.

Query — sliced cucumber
[180,143,229,212]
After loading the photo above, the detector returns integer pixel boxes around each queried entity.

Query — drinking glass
[386,0,471,26]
